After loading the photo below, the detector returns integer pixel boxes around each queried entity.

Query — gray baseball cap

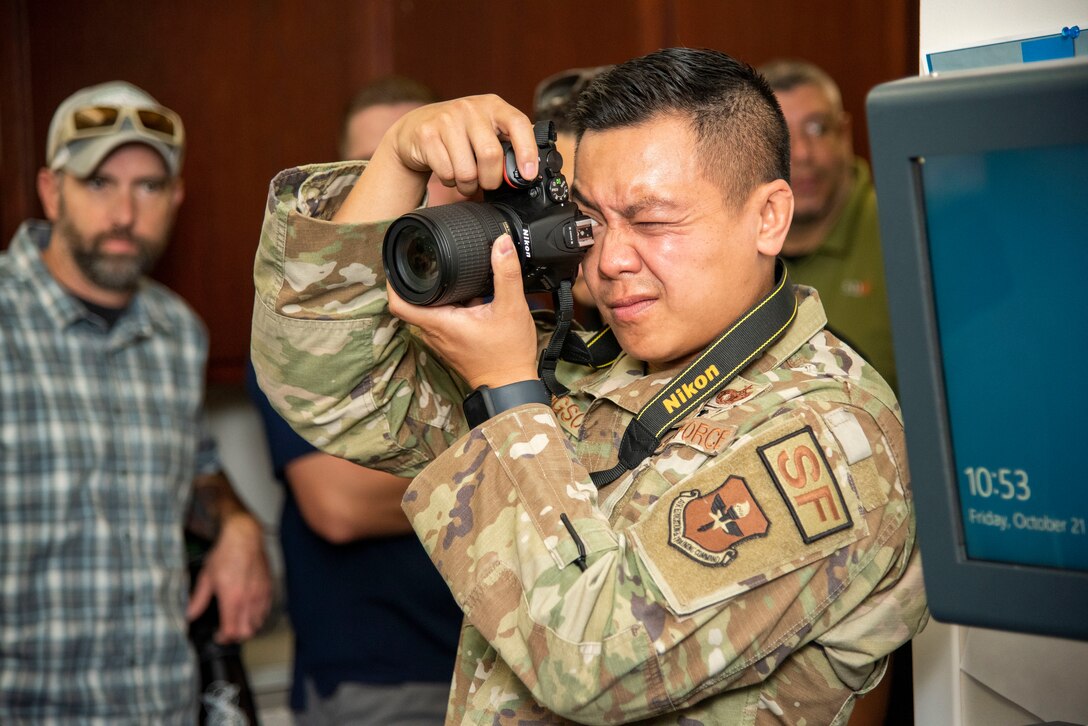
[46,80,185,178]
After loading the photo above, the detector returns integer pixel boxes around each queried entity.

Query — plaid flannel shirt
[1,220,219,724]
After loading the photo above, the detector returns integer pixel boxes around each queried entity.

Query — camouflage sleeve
[250,162,469,476]
[403,394,926,724]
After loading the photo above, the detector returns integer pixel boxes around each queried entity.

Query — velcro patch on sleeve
[824,408,873,465]
[628,408,868,616]
[757,426,852,544]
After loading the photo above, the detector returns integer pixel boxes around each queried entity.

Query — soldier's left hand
[388,233,539,390]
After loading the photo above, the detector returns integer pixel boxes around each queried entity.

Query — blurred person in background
[759,58,897,392]
[342,75,467,207]
[245,76,465,726]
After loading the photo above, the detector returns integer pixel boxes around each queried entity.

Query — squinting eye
[630,219,672,234]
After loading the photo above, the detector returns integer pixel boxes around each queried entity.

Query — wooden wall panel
[2,0,916,383]
[0,0,36,252]
[669,0,918,157]
[386,0,666,113]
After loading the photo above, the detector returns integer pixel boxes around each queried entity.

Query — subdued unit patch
[705,377,770,411]
[757,426,852,544]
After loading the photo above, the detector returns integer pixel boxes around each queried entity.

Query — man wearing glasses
[252,48,925,724]
[0,81,272,723]
[759,59,897,393]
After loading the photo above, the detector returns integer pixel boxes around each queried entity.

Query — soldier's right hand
[334,95,537,224]
[386,95,537,199]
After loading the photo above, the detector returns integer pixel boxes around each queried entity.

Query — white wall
[920,0,1086,72]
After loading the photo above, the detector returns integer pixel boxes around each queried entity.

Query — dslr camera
[382,121,595,306]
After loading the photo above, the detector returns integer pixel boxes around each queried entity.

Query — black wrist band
[463,379,551,429]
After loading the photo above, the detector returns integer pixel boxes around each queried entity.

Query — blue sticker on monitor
[921,144,1088,572]
[1021,35,1075,63]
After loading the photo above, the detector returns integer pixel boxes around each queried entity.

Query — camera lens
[396,223,441,292]
[383,202,511,306]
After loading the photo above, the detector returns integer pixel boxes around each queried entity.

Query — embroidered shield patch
[668,475,770,565]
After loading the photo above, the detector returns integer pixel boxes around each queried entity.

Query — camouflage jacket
[251,162,928,725]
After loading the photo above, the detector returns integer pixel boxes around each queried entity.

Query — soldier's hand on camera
[388,233,538,390]
[335,95,538,224]
[388,95,538,199]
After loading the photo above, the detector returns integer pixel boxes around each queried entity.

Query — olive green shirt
[783,159,896,391]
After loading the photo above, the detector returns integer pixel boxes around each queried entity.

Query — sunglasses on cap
[61,104,185,146]
[533,65,613,117]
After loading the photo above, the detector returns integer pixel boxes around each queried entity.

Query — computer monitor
[867,58,1088,641]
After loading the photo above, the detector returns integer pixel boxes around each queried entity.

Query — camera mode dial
[547,177,570,203]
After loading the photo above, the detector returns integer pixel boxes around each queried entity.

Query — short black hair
[572,47,789,206]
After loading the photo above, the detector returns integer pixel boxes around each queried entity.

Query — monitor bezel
[866,58,1088,641]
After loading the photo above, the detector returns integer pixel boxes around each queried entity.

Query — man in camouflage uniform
[252,48,927,725]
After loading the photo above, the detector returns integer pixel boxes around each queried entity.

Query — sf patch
[757,426,851,543]
[669,476,769,565]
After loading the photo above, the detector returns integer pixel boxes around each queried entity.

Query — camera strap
[561,326,623,369]
[588,260,796,488]
[538,280,623,397]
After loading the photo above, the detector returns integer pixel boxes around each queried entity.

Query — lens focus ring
[383,202,510,306]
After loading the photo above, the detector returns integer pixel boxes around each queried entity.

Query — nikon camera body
[383,121,595,306]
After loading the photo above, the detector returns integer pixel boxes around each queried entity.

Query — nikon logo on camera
[662,364,721,415]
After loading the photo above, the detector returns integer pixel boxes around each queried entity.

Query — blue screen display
[922,144,1088,571]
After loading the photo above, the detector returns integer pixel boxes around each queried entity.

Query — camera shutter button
[503,145,538,188]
